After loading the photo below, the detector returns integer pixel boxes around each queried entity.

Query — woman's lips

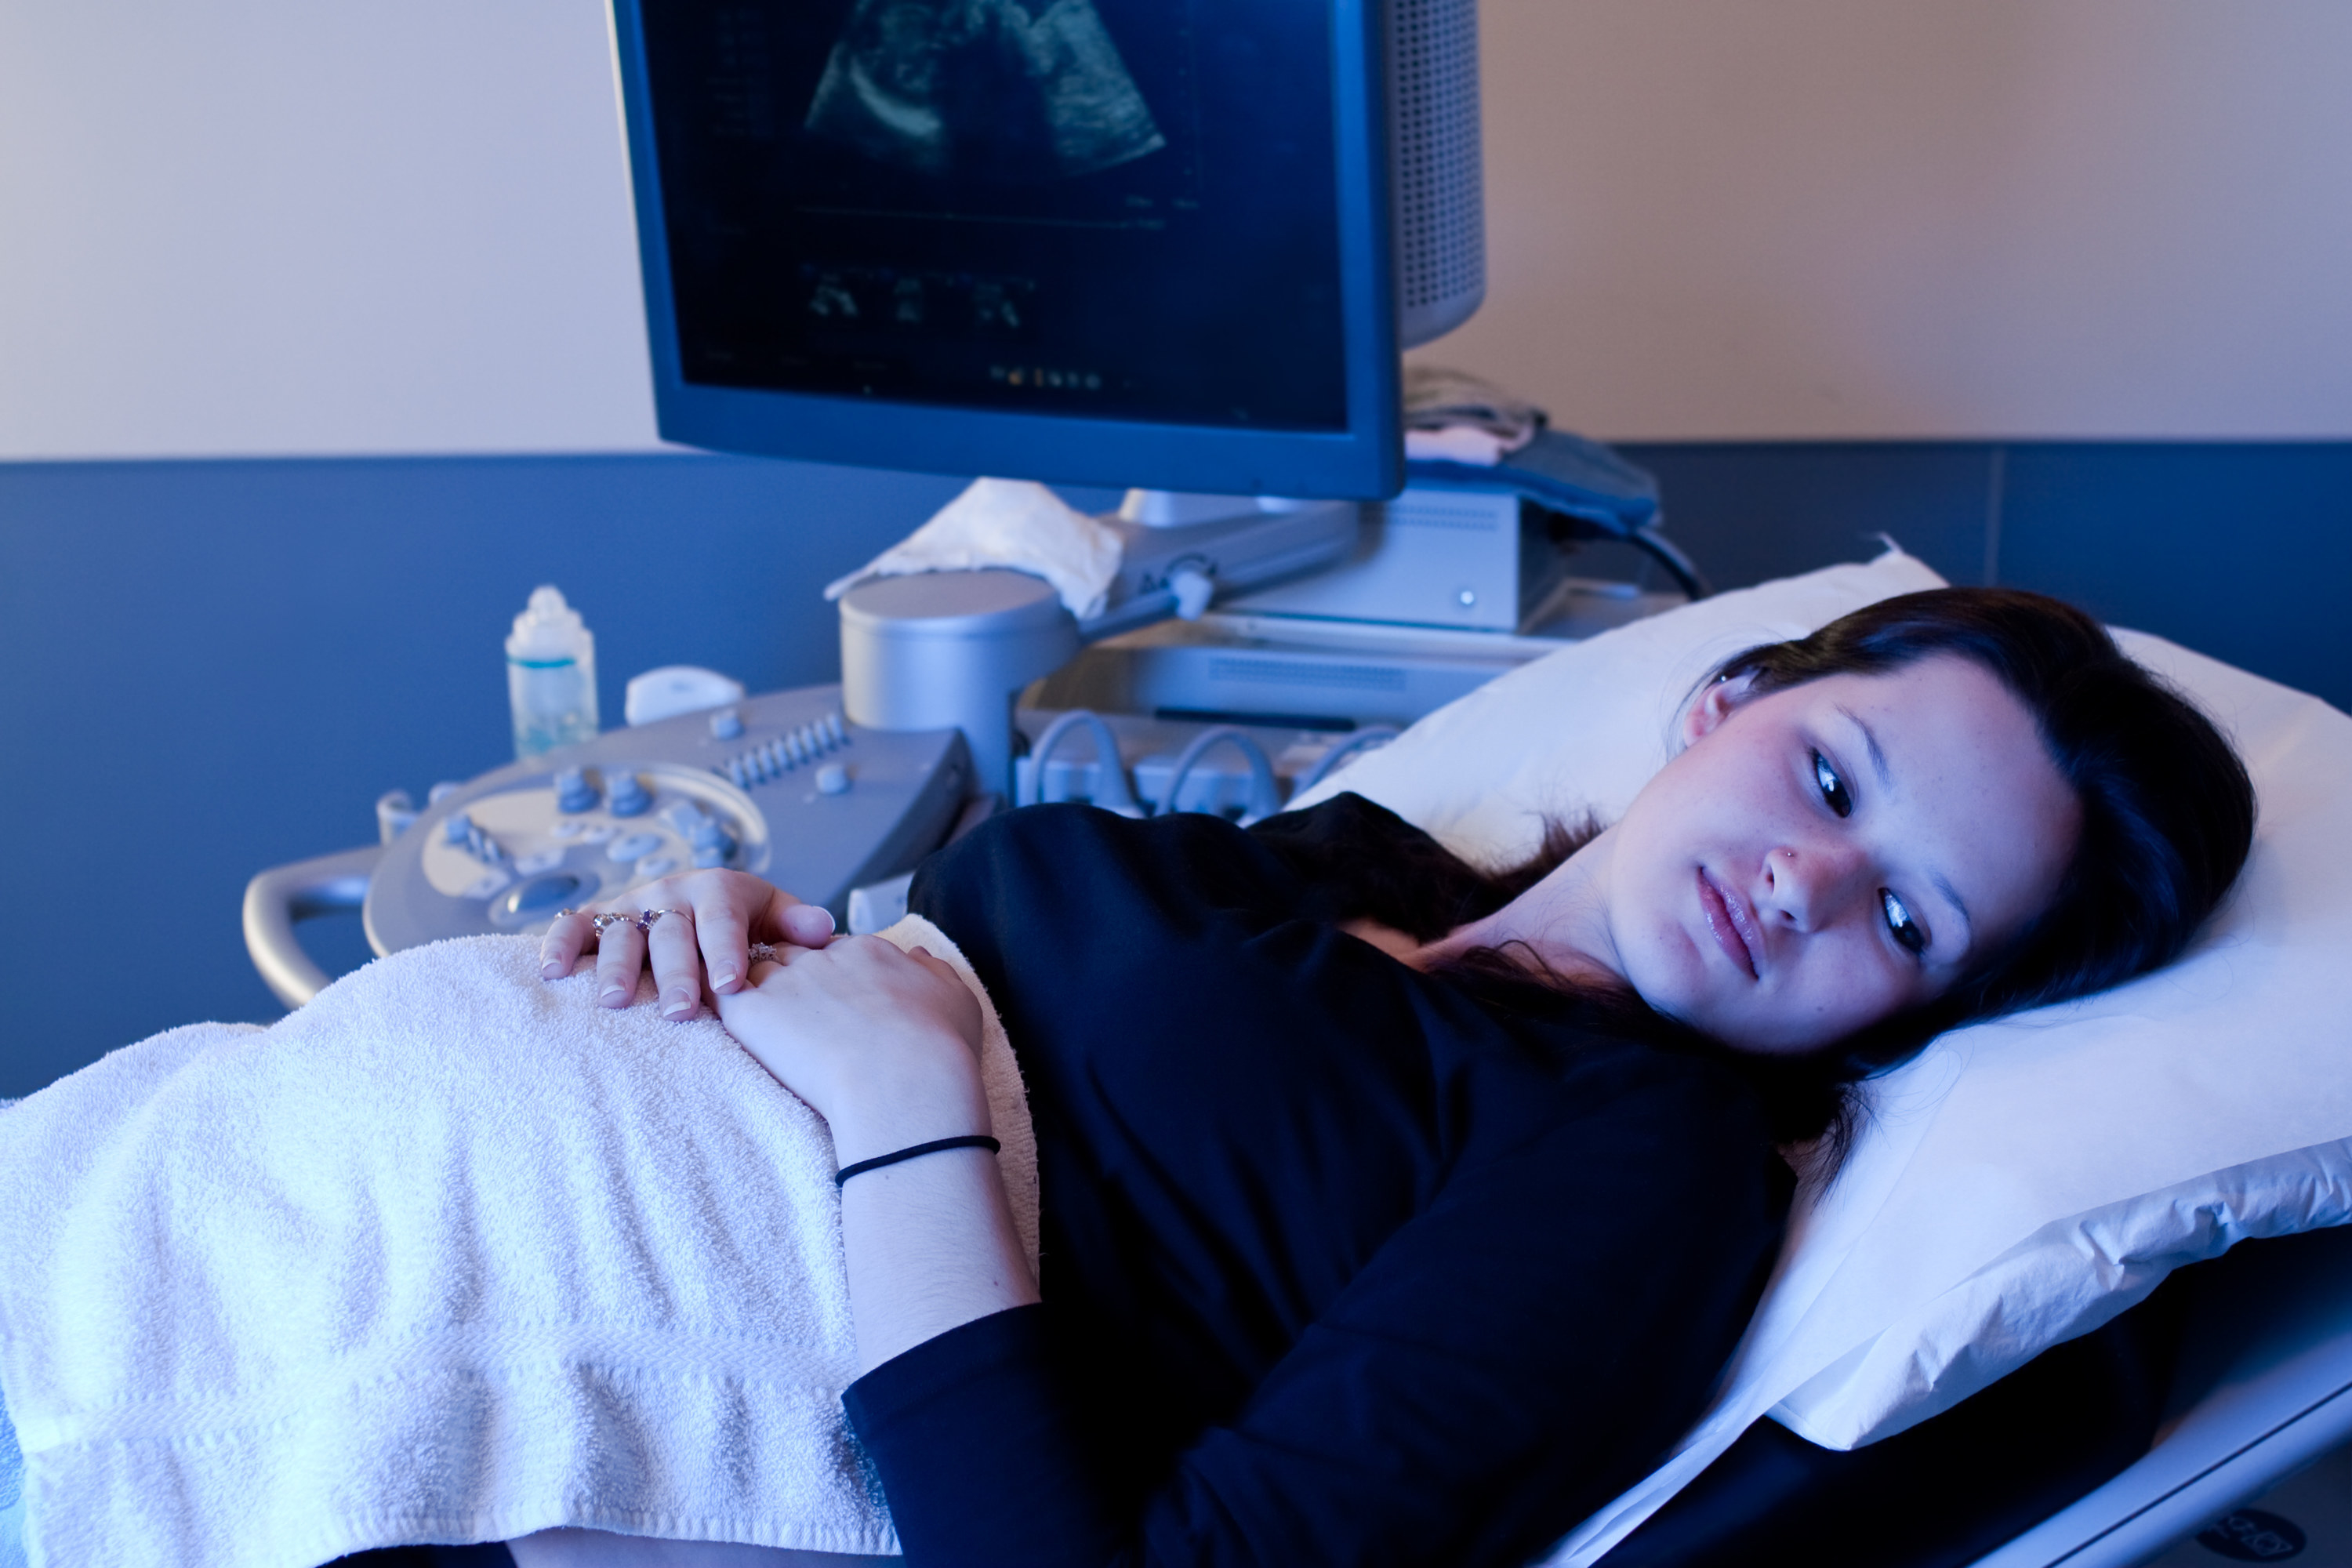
[1696,868,1759,979]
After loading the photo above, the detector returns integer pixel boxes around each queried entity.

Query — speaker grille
[1391,0,1485,347]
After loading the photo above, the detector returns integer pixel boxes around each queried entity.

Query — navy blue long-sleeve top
[843,796,1791,1567]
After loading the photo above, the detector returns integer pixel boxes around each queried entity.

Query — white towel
[0,918,1034,1567]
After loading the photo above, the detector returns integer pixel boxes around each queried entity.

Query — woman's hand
[715,936,1031,1373]
[715,936,986,1163]
[537,869,839,1020]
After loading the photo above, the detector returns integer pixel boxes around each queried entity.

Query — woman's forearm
[839,1144,1040,1375]
[710,937,1041,1375]
[829,1070,1040,1374]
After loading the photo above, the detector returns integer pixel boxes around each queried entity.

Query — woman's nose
[1764,841,1869,929]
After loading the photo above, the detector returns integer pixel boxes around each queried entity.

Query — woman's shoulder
[908,801,1307,945]
[1248,793,1504,940]
[1247,789,1438,850]
[910,793,1459,926]
[927,800,1287,884]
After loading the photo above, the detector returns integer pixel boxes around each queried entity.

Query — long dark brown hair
[1426,587,2256,1167]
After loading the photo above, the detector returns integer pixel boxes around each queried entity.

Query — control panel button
[501,873,586,918]
[606,771,652,817]
[376,789,418,843]
[816,763,851,796]
[554,765,598,814]
[710,707,745,740]
[607,831,663,862]
[443,812,510,865]
[688,818,737,869]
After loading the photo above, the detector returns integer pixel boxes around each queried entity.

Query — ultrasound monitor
[609,0,1453,499]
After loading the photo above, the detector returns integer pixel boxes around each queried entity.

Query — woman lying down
[0,590,2254,1568]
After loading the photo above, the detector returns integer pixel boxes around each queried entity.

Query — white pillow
[1287,547,1948,852]
[1288,548,2352,1563]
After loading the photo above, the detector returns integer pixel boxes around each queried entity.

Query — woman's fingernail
[812,909,837,937]
[540,959,566,979]
[711,967,738,991]
[663,990,694,1018]
[600,985,628,1007]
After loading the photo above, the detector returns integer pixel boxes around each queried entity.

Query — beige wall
[1419,0,2352,440]
[0,0,660,459]
[2,1,2347,459]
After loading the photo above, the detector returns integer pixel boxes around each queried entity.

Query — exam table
[1595,1223,2352,1567]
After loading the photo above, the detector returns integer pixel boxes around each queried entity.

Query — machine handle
[242,844,384,1010]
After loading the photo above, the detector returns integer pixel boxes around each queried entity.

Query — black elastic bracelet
[834,1134,1001,1187]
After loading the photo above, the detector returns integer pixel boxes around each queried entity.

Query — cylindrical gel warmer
[839,571,1081,800]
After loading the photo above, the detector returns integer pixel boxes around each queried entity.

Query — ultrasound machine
[243,4,2352,1563]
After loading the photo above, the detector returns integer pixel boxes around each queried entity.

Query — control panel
[363,684,970,956]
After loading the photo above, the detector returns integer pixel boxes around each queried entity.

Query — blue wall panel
[1995,445,2352,712]
[1618,441,1999,591]
[1622,441,2350,713]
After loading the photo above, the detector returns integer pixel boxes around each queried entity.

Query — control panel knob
[688,818,739,869]
[606,770,652,817]
[709,707,745,740]
[376,789,419,844]
[816,763,851,796]
[553,765,597,814]
[500,873,585,919]
[607,830,663,862]
[443,811,509,866]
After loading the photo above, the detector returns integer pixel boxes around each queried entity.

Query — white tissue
[1401,365,1544,466]
[825,477,1124,620]
[1404,426,1516,466]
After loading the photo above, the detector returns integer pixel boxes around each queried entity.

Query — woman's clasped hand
[536,869,989,1154]
[538,867,839,1011]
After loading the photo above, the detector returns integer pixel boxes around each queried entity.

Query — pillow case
[1290,548,2352,1563]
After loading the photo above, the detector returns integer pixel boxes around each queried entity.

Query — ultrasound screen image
[640,0,1350,431]
[805,0,1167,182]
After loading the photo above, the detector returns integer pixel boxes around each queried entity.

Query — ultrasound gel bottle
[506,586,600,758]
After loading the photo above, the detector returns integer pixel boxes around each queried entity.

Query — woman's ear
[1682,671,1759,744]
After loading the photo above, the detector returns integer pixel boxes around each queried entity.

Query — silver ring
[635,907,689,934]
[589,912,636,936]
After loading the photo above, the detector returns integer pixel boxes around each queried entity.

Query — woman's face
[1601,654,2080,1054]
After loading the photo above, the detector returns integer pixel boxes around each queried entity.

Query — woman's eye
[1812,750,1852,818]
[1882,889,1927,956]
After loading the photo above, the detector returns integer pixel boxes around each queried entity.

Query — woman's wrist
[821,1045,992,1171]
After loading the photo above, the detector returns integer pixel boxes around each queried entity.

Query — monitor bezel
[607,0,1404,500]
